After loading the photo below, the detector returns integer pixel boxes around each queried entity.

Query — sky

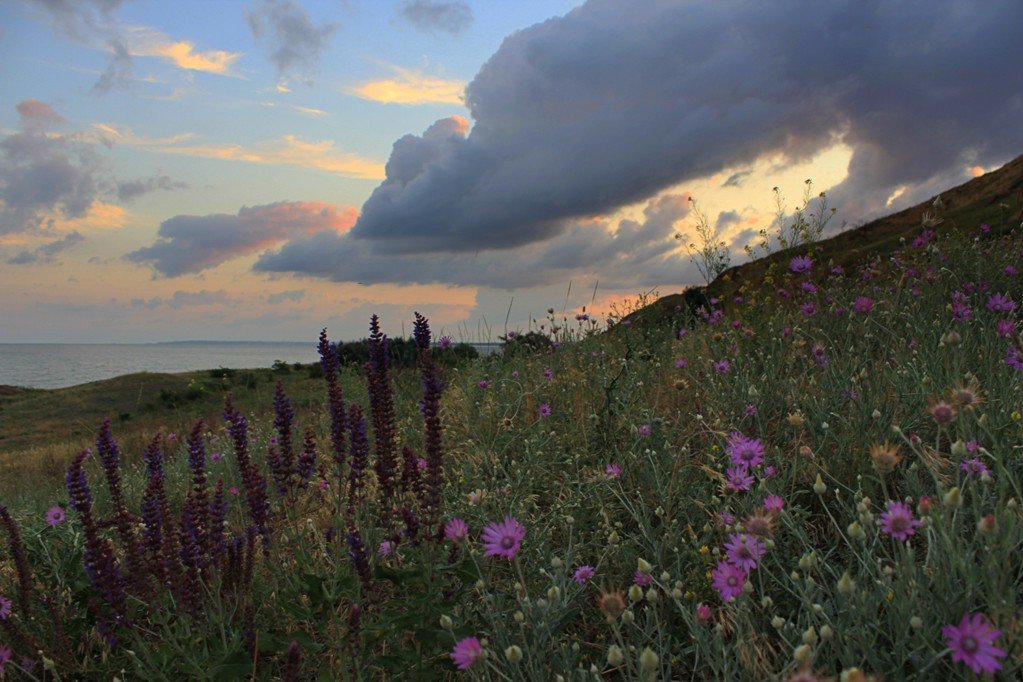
[1,0,1021,343]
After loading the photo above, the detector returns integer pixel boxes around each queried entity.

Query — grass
[1,204,1022,680]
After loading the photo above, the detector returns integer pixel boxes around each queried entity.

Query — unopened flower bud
[646,587,658,603]
[977,514,997,534]
[813,474,827,495]
[837,572,855,595]
[607,645,625,666]
[621,610,635,624]
[629,585,644,602]
[637,558,654,573]
[944,487,962,508]
[439,615,454,630]
[505,645,523,664]
[841,668,867,682]
[535,598,547,609]
[547,586,560,601]
[772,616,786,629]
[910,616,923,630]
[802,626,818,645]
[514,610,524,623]
[820,625,834,641]
[951,439,967,457]
[551,557,563,569]
[639,647,659,671]
[793,644,812,664]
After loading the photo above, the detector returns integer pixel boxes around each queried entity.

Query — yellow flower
[886,591,894,602]
[705,570,713,580]
[1012,410,1022,421]
[698,545,710,555]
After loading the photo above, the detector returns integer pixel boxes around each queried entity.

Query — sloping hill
[627,152,1023,328]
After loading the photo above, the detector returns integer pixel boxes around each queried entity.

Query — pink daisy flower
[482,516,526,560]
[450,636,482,670]
[789,255,813,274]
[444,517,469,542]
[960,459,990,477]
[723,533,765,571]
[725,465,754,492]
[538,403,552,418]
[605,464,622,479]
[633,570,652,587]
[45,505,66,526]
[711,561,747,601]
[853,296,874,314]
[696,603,712,623]
[878,501,921,541]
[637,423,652,437]
[573,565,595,584]
[763,495,785,513]
[726,432,765,468]
[941,613,1006,675]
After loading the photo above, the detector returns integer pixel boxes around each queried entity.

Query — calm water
[0,342,320,389]
[0,342,502,390]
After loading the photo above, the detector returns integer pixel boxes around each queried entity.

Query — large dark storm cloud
[267,0,1023,286]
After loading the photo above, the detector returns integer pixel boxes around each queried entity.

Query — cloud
[127,201,358,277]
[0,100,109,235]
[331,0,1023,263]
[256,192,693,289]
[129,289,237,310]
[399,1,473,36]
[116,174,188,202]
[126,27,243,75]
[93,123,384,179]
[266,289,305,304]
[348,65,466,106]
[721,169,753,188]
[248,0,336,83]
[7,230,85,265]
[716,210,741,232]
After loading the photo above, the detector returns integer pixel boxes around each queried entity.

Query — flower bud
[793,644,812,664]
[609,530,620,544]
[535,598,547,609]
[439,615,454,630]
[802,626,818,645]
[547,586,560,601]
[950,439,967,457]
[977,514,997,534]
[837,572,856,595]
[943,486,962,508]
[820,625,834,641]
[639,647,659,671]
[637,558,654,573]
[514,610,524,623]
[841,668,867,682]
[551,557,563,569]
[505,645,523,664]
[910,616,923,630]
[813,474,827,495]
[917,496,933,516]
[607,645,625,666]
[646,587,659,603]
[629,585,644,602]
[621,610,635,624]
[772,616,786,629]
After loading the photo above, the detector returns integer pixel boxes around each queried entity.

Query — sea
[0,342,501,390]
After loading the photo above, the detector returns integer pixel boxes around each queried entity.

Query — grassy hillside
[626,153,1023,330]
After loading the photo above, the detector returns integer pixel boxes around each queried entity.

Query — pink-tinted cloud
[127,201,358,277]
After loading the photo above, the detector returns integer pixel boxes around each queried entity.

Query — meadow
[1,212,1022,680]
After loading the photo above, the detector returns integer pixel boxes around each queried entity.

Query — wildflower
[711,561,747,601]
[949,382,984,411]
[0,594,10,620]
[878,501,921,541]
[543,367,553,381]
[607,645,625,666]
[696,602,712,623]
[927,400,958,425]
[637,423,652,437]
[742,510,776,538]
[917,496,933,516]
[960,459,990,477]
[941,613,1006,675]
[763,495,785,513]
[789,255,813,274]
[853,296,874,314]
[675,358,688,368]
[1006,345,1023,371]
[0,645,10,677]
[713,359,731,374]
[437,335,453,349]
[378,540,395,556]
[869,442,903,474]
[482,516,526,560]
[477,379,488,389]
[977,514,997,534]
[639,647,659,672]
[724,533,765,571]
[605,464,622,479]
[229,485,240,495]
[717,511,735,527]
[800,301,818,317]
[633,570,653,587]
[986,292,1017,313]
[996,319,1015,337]
[450,636,483,670]
[573,565,595,584]
[800,281,818,294]
[726,465,754,492]
[726,431,765,468]
[45,505,66,526]
[598,590,626,620]
[538,403,552,418]
[745,403,757,416]
[444,517,469,542]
